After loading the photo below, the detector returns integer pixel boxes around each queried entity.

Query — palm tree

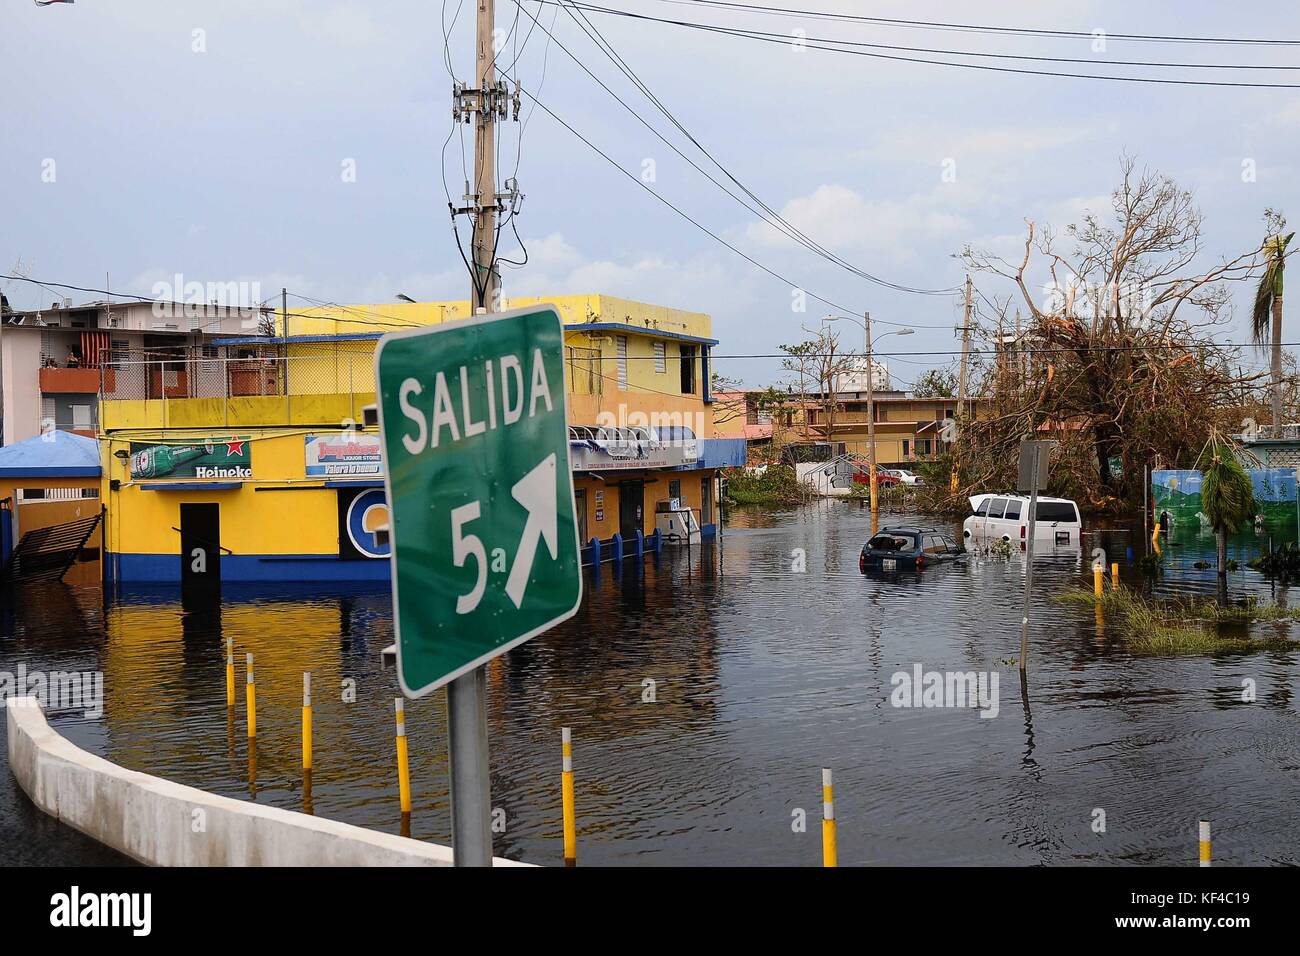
[1252,228,1294,437]
[1198,437,1256,603]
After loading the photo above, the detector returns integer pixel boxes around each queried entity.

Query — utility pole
[865,310,878,516]
[957,274,972,413]
[471,0,499,313]
[282,287,289,400]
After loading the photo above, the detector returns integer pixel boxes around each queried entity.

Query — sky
[3,0,1299,388]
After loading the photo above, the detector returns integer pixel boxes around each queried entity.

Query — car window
[1003,500,1022,520]
[1036,501,1079,522]
[924,534,947,554]
[868,534,916,552]
[941,535,959,551]
[987,498,1007,519]
[975,499,990,517]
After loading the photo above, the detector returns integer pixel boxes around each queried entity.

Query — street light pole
[865,311,878,516]
[824,314,912,521]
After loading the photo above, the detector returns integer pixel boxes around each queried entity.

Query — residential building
[711,390,773,458]
[833,357,892,393]
[1,299,262,446]
[779,391,980,466]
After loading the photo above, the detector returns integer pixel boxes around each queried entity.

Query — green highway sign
[375,305,583,698]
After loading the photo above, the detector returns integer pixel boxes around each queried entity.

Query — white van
[962,493,1082,547]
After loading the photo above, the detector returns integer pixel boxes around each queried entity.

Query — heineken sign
[129,438,251,480]
[375,305,583,698]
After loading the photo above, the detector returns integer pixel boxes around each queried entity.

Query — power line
[559,2,1300,70]
[9,274,1280,367]
[0,275,429,332]
[514,83,892,324]
[548,3,1300,89]
[519,0,957,298]
[652,0,1300,47]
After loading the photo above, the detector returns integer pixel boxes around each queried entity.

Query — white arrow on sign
[505,453,559,609]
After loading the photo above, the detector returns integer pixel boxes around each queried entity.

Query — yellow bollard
[1199,820,1211,867]
[395,699,411,815]
[245,653,256,739]
[822,768,837,867]
[302,672,313,772]
[562,727,576,865]
[225,637,235,708]
[1093,566,1103,597]
[1111,562,1119,587]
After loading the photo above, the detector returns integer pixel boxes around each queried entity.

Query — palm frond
[1252,260,1278,344]
[1251,232,1294,345]
[1201,440,1257,533]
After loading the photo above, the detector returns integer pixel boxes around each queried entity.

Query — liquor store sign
[375,305,582,697]
[129,438,251,480]
[305,433,383,477]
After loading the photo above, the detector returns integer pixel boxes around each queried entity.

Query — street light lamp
[823,314,915,516]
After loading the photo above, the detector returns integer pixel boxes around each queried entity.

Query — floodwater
[4,502,1300,866]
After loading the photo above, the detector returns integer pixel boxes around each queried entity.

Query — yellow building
[779,393,980,465]
[99,295,745,584]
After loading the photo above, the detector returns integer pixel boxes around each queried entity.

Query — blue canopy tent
[0,432,101,569]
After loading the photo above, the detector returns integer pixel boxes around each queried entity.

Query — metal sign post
[1018,440,1054,673]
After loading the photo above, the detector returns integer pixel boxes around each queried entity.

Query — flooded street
[5,502,1300,866]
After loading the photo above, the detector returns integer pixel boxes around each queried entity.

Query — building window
[616,335,628,391]
[903,439,910,458]
[701,475,713,525]
[653,341,666,373]
[668,479,681,501]
[680,344,697,394]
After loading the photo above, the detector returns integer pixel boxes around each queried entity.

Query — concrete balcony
[40,367,106,394]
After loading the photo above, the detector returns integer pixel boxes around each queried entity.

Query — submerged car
[962,494,1082,547]
[859,527,964,572]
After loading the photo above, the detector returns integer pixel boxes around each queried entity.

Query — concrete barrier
[5,697,531,867]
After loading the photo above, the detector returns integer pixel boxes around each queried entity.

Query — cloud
[300,3,384,47]
[865,124,1092,168]
[500,233,747,315]
[742,184,972,263]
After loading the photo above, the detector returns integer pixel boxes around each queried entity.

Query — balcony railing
[40,367,104,394]
[100,347,611,431]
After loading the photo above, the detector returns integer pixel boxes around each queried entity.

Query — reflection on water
[4,501,1300,866]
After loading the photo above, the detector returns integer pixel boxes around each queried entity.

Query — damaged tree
[951,157,1270,511]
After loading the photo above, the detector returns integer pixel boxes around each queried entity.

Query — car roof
[968,493,1078,509]
[873,527,941,535]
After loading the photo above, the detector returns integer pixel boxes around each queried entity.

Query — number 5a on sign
[375,305,583,698]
